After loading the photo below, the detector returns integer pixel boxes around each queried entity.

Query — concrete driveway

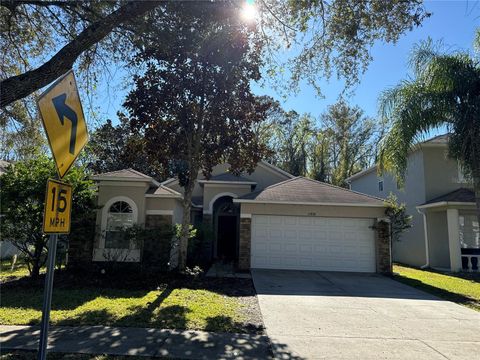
[252,269,480,360]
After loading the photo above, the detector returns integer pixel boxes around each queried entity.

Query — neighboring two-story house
[347,134,479,272]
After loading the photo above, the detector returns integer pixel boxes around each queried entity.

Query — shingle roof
[146,185,182,197]
[424,134,449,144]
[236,177,385,206]
[424,188,475,205]
[94,168,153,179]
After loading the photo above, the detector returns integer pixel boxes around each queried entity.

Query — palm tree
[378,34,480,223]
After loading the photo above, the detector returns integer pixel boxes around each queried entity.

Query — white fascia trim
[233,199,386,207]
[416,201,476,210]
[198,180,257,185]
[161,177,177,186]
[240,213,252,218]
[146,210,174,215]
[145,194,182,198]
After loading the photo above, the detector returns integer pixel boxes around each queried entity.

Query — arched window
[105,201,134,249]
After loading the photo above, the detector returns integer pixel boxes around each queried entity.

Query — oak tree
[123,2,271,270]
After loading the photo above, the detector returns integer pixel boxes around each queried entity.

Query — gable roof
[234,177,385,207]
[162,161,293,187]
[92,168,160,186]
[423,188,475,205]
[145,184,182,198]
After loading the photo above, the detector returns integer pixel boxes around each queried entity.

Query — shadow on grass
[392,273,480,311]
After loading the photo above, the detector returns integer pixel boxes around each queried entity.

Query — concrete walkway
[0,325,271,359]
[252,269,480,360]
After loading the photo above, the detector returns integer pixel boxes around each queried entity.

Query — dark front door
[217,216,237,260]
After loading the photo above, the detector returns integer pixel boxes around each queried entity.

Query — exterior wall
[145,198,177,212]
[203,184,252,213]
[96,182,149,228]
[245,163,291,190]
[422,147,473,201]
[163,162,291,199]
[426,210,450,269]
[350,150,427,266]
[240,203,385,219]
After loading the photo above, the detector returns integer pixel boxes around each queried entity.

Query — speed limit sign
[42,179,72,234]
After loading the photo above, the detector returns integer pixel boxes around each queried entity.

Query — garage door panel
[251,215,376,273]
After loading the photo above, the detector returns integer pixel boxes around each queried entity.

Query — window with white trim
[105,201,134,249]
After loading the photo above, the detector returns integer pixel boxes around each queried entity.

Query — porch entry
[213,196,240,262]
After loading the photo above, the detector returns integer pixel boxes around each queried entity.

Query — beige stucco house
[347,134,479,272]
[83,161,392,274]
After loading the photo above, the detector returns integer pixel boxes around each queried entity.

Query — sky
[91,0,479,130]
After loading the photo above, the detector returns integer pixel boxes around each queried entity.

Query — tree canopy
[378,37,480,221]
[123,1,271,269]
[0,155,95,278]
[0,0,429,108]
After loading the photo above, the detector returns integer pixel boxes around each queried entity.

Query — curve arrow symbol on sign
[52,93,78,155]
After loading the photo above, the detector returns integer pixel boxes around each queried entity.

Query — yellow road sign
[43,179,72,234]
[38,70,88,178]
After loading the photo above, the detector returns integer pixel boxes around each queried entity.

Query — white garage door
[251,215,376,272]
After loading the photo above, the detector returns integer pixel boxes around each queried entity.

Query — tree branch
[0,0,162,108]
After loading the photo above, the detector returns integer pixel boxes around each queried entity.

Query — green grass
[0,285,247,333]
[0,258,41,282]
[393,264,480,311]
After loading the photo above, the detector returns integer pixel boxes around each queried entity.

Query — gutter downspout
[417,207,430,269]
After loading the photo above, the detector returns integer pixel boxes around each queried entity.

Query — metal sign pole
[38,234,58,360]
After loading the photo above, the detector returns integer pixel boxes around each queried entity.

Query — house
[346,134,479,272]
[80,161,392,274]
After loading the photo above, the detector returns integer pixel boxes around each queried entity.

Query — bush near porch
[0,269,263,334]
[393,264,480,311]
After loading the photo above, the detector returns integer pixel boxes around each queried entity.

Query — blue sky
[91,0,479,128]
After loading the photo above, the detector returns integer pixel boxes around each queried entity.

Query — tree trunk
[30,241,44,280]
[0,1,160,108]
[178,180,195,271]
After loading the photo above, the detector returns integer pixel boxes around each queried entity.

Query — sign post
[36,69,87,360]
[37,234,58,360]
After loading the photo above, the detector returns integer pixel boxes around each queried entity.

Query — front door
[217,215,237,260]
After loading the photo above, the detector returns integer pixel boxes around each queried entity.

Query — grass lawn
[0,271,263,334]
[0,258,47,283]
[393,264,480,311]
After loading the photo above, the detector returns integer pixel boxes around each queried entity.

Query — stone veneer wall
[238,217,251,270]
[376,220,392,274]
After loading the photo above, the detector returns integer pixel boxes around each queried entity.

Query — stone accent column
[238,217,252,270]
[447,208,462,272]
[375,219,392,274]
